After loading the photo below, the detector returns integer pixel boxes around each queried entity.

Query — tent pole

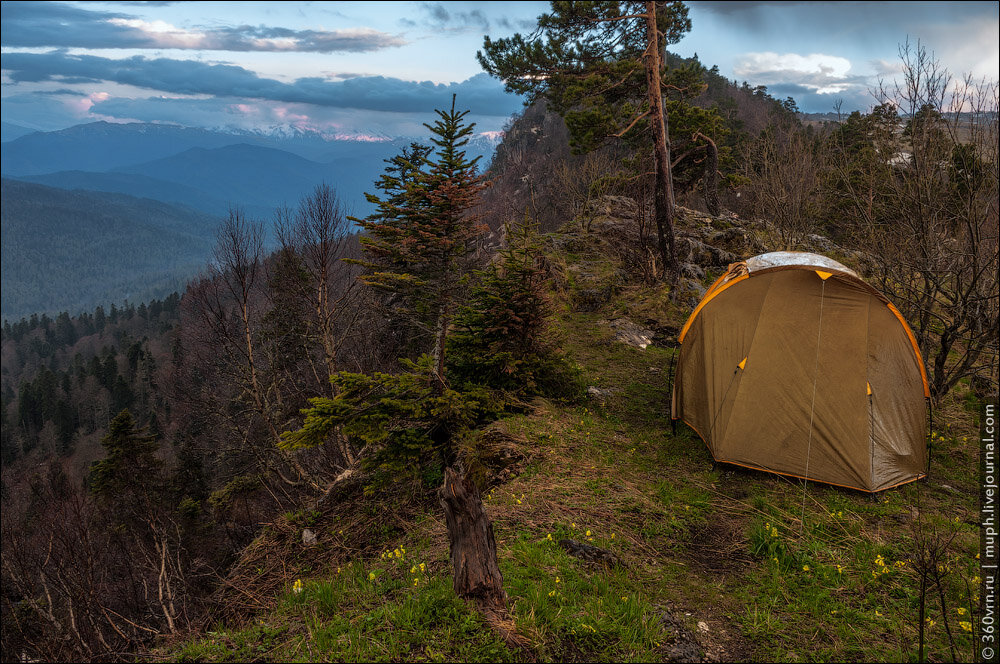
[667,345,677,435]
[925,397,933,480]
[800,277,828,534]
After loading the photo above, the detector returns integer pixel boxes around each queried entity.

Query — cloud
[405,2,535,34]
[734,52,867,94]
[2,51,523,116]
[0,1,406,52]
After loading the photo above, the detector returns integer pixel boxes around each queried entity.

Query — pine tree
[478,1,697,278]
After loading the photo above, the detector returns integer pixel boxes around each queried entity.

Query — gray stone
[587,386,616,401]
[606,317,654,349]
[302,528,317,546]
[680,261,705,281]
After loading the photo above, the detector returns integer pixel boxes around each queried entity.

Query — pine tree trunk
[644,1,679,280]
[439,467,506,612]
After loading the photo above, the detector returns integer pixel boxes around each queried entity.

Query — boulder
[606,317,654,349]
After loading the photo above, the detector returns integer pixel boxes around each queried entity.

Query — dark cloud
[689,1,820,15]
[0,1,406,52]
[412,2,494,33]
[33,88,90,97]
[690,0,997,25]
[1,51,523,116]
[763,82,872,114]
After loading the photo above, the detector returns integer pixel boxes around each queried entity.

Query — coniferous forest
[1,3,997,662]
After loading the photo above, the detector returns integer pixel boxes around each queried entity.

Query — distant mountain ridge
[1,121,501,220]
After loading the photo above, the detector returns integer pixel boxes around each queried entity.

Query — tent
[671,251,929,492]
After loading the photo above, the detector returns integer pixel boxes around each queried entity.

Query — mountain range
[0,121,502,320]
[1,121,501,220]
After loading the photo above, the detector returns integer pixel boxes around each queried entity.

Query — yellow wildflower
[555,576,561,584]
[411,565,417,574]
[516,499,522,504]
[413,578,419,586]
[837,565,844,574]
[546,533,553,541]
[368,572,376,581]
[960,621,973,632]
[803,565,810,572]
[771,527,778,537]
[571,523,576,529]
[586,530,592,537]
[419,563,426,572]
[875,610,883,617]
[973,575,981,583]
[957,607,967,615]
[292,579,304,595]
[926,618,936,627]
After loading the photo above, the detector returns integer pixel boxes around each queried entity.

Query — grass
[163,214,985,663]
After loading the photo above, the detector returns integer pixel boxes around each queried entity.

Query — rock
[707,227,748,254]
[558,538,627,569]
[658,607,704,663]
[302,528,317,546]
[587,195,638,220]
[807,233,835,251]
[697,621,710,633]
[587,386,616,401]
[678,278,708,309]
[680,261,705,281]
[677,236,737,268]
[606,317,654,349]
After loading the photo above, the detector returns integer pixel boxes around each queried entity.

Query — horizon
[2,1,997,138]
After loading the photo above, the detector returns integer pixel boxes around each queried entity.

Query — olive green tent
[671,251,929,492]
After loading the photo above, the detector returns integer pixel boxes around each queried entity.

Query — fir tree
[89,409,161,500]
[448,215,576,398]
[353,94,487,387]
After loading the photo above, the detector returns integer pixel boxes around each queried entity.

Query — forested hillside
[0,179,217,320]
[1,4,996,661]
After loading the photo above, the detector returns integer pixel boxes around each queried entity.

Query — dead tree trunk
[439,467,506,612]
[696,132,721,216]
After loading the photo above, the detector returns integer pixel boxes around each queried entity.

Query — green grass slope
[164,208,983,663]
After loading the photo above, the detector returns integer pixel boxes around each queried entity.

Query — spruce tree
[286,98,507,613]
[89,409,161,500]
[354,94,487,387]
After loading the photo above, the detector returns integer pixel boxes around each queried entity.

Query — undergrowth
[164,213,984,663]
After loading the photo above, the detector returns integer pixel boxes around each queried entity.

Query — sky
[1,1,998,138]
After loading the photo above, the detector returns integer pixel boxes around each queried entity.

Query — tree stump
[439,466,506,612]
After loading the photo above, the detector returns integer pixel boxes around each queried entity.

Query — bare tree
[740,126,826,250]
[186,209,316,487]
[274,185,364,466]
[846,41,999,401]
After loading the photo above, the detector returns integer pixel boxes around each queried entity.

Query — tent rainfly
[671,251,930,492]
